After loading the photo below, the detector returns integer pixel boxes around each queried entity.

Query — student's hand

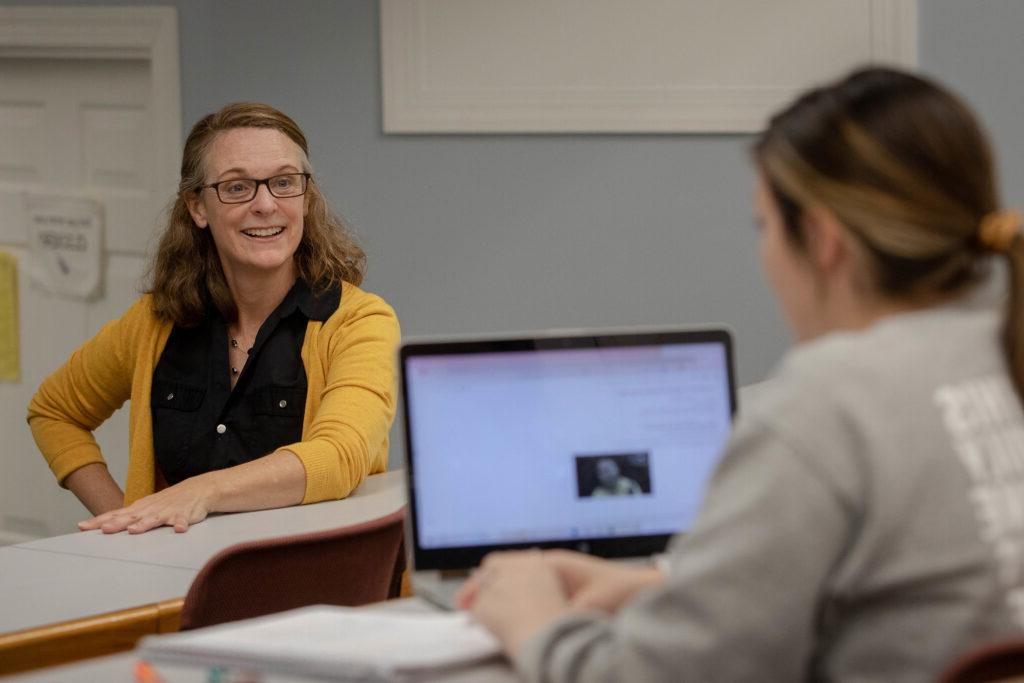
[458,549,664,616]
[457,551,571,658]
[543,549,664,613]
[77,474,218,534]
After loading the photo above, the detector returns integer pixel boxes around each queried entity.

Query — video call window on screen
[576,452,652,498]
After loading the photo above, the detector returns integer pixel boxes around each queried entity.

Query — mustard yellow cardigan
[27,282,399,505]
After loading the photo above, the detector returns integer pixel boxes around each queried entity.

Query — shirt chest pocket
[151,380,206,471]
[151,380,205,412]
[250,386,306,419]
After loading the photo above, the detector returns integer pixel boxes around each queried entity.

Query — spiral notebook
[139,605,501,681]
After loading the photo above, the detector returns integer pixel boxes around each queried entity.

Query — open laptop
[399,327,737,607]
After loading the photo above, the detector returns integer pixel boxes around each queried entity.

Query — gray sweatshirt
[518,302,1024,682]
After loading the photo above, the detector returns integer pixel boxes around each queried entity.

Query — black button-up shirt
[150,279,341,485]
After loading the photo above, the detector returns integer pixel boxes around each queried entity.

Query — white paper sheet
[140,605,502,681]
[25,193,104,300]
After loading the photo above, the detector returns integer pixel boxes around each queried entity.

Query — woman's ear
[185,192,209,229]
[801,205,848,276]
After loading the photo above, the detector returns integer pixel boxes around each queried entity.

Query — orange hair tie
[979,210,1022,253]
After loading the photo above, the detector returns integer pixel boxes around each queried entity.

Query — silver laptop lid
[400,327,736,571]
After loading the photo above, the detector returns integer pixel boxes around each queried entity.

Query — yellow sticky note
[0,251,19,382]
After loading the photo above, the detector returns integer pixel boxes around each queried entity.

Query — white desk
[0,470,407,675]
[5,652,521,682]
[0,548,194,633]
[17,469,406,571]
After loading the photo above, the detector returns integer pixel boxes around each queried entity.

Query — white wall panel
[81,104,150,191]
[382,0,917,133]
[0,100,45,182]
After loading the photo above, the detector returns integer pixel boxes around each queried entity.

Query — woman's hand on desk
[76,450,306,534]
[78,474,217,534]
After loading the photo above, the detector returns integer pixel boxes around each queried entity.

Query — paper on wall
[25,194,104,300]
[0,251,18,382]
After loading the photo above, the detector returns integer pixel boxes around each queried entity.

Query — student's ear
[801,205,848,275]
[186,192,209,229]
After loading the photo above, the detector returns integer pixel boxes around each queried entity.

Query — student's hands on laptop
[456,550,568,657]
[456,549,664,657]
[541,549,664,612]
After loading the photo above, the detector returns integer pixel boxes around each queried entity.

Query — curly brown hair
[146,102,365,326]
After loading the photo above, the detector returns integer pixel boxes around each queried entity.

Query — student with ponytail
[458,67,1024,682]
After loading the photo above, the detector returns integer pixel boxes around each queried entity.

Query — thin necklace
[229,335,254,376]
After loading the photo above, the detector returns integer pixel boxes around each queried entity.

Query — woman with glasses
[457,67,1024,681]
[28,103,398,534]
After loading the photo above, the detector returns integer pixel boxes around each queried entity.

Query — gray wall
[4,0,1024,469]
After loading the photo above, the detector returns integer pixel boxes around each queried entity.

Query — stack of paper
[139,605,502,681]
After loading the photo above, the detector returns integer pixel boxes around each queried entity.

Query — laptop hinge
[439,568,471,580]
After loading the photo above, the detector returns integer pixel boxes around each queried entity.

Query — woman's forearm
[64,463,125,516]
[206,448,306,512]
[78,450,307,534]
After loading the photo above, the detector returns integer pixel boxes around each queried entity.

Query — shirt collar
[207,278,340,327]
[286,278,341,322]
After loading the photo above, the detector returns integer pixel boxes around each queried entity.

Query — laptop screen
[401,329,735,569]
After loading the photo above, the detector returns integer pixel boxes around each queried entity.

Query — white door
[0,56,168,541]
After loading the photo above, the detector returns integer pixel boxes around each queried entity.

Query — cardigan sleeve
[26,297,150,487]
[285,286,400,503]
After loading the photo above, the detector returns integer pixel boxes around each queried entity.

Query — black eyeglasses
[200,173,312,204]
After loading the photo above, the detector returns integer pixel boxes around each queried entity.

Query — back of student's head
[752,66,1024,398]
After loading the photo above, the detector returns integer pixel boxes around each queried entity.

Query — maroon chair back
[179,507,407,630]
[939,639,1024,683]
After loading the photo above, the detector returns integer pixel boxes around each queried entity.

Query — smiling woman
[26,103,399,534]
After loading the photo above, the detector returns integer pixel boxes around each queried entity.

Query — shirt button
[166,393,174,401]
[279,399,288,408]
[216,424,227,434]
